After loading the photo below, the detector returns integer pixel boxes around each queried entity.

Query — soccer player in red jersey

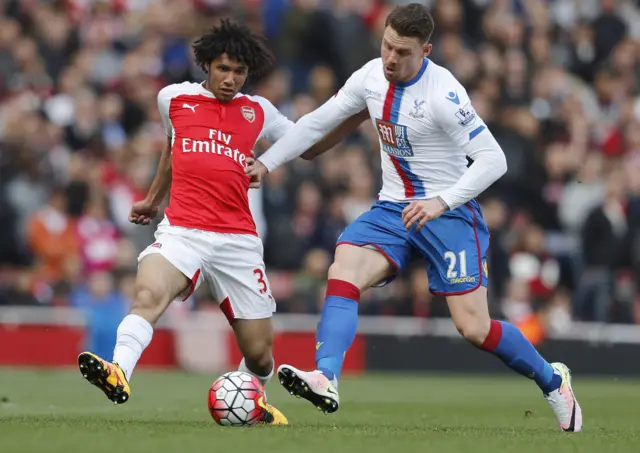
[77,19,332,424]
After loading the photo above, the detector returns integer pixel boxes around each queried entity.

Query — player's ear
[423,43,432,57]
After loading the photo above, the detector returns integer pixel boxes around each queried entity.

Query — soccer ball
[208,371,267,426]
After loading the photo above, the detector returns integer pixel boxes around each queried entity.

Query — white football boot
[277,365,340,414]
[544,362,583,432]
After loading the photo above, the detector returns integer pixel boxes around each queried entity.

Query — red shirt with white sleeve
[157,82,293,235]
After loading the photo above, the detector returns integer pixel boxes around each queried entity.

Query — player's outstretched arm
[255,96,365,174]
[251,60,374,176]
[301,108,370,160]
[129,136,172,225]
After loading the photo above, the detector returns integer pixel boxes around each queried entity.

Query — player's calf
[448,287,565,412]
[239,347,274,388]
[314,245,391,383]
[232,318,288,425]
[111,254,191,383]
[232,318,274,379]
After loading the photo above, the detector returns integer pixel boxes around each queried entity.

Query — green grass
[0,368,638,453]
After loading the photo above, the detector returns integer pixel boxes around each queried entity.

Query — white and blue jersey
[259,58,507,295]
[333,58,489,206]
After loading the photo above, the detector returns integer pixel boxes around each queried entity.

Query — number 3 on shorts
[253,268,268,294]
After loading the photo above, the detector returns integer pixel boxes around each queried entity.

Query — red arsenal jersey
[157,82,292,235]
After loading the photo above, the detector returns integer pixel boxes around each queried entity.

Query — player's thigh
[205,233,276,324]
[136,254,191,301]
[411,200,491,343]
[334,201,412,290]
[136,224,203,310]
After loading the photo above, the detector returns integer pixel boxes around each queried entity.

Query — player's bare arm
[301,108,370,160]
[129,136,172,225]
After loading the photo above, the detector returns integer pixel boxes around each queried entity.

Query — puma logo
[316,341,323,351]
[183,103,198,112]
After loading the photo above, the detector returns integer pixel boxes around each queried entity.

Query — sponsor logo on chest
[375,119,414,157]
[180,128,247,167]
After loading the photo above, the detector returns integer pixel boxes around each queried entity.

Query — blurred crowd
[1,0,640,338]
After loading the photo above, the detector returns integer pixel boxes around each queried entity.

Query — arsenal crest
[241,106,255,123]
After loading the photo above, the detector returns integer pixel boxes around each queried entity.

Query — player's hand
[244,158,268,189]
[402,198,448,231]
[129,199,159,225]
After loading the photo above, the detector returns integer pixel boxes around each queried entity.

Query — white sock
[112,314,153,381]
[238,357,274,388]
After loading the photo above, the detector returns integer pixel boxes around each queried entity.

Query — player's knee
[327,261,353,282]
[454,318,491,346]
[130,286,171,324]
[327,260,379,291]
[330,245,392,290]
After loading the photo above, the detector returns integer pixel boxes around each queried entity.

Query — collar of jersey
[395,58,429,88]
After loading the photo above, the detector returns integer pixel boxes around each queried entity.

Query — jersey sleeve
[431,72,507,210]
[157,86,175,137]
[253,96,294,143]
[430,76,487,147]
[257,60,376,172]
[332,59,373,114]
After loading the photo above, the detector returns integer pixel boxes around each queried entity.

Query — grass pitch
[0,368,638,453]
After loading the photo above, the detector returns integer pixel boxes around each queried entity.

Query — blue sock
[481,320,561,394]
[315,279,360,382]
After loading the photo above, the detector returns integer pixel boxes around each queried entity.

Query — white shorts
[138,218,276,322]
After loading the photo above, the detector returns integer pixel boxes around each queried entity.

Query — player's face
[381,26,432,84]
[207,53,249,102]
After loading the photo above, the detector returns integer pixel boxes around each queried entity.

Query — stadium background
[1,0,640,375]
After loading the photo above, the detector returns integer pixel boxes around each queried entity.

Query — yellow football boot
[78,352,131,404]
[259,404,289,425]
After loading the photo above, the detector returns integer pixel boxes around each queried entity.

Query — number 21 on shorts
[444,250,467,279]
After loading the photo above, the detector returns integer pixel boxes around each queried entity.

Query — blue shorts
[337,200,490,295]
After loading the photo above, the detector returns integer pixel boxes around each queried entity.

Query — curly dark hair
[192,19,275,84]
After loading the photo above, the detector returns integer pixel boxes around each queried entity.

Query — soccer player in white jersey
[246,4,582,432]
